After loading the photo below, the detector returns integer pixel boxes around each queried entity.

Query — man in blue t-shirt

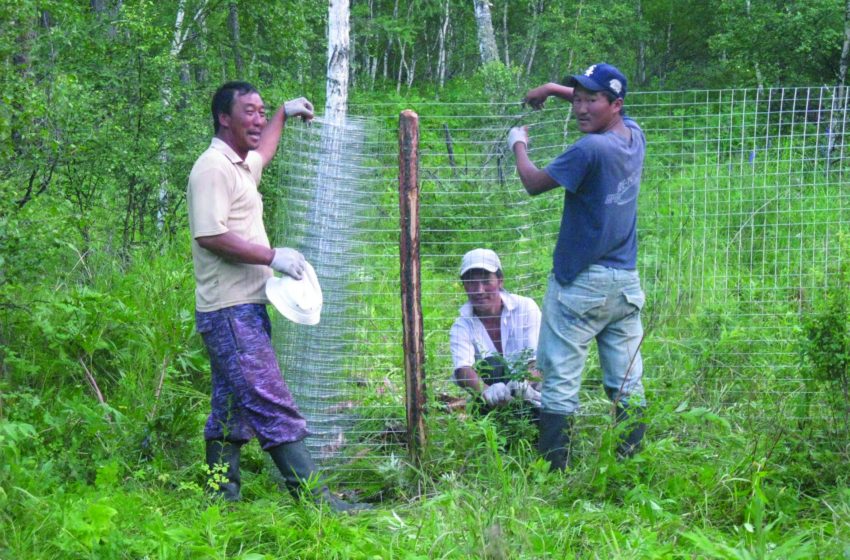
[507,63,647,470]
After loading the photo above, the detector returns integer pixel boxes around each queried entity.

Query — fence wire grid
[271,86,849,475]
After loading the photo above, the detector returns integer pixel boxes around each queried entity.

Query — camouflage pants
[196,304,309,449]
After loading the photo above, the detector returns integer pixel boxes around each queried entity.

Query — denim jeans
[538,266,647,415]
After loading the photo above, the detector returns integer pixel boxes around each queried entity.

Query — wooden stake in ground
[399,110,426,464]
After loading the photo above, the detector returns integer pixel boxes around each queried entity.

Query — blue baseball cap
[566,63,627,100]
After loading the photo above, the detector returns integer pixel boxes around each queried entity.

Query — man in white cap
[187,81,366,511]
[507,63,648,470]
[449,248,542,413]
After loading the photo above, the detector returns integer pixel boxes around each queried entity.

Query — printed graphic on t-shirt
[605,168,641,206]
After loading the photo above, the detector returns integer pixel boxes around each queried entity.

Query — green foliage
[799,262,850,441]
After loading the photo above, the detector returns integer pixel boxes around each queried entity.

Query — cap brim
[266,261,323,325]
[564,74,605,91]
[459,263,500,277]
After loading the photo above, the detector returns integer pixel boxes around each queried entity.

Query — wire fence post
[398,110,426,464]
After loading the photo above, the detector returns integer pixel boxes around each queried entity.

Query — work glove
[284,97,314,122]
[507,127,529,153]
[507,380,542,408]
[270,247,306,280]
[482,382,512,407]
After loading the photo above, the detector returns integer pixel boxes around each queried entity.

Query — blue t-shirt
[544,118,645,286]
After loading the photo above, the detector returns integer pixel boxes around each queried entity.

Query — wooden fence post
[398,110,426,463]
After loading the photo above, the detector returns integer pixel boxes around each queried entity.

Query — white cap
[265,260,323,325]
[459,248,502,277]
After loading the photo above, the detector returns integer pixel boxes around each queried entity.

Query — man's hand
[507,127,529,153]
[522,85,551,110]
[507,380,542,408]
[270,247,306,280]
[482,382,512,407]
[284,97,314,122]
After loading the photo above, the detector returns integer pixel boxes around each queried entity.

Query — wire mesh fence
[272,86,848,476]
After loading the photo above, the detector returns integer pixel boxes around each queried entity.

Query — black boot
[267,439,371,513]
[537,411,573,471]
[205,439,242,502]
[615,405,647,459]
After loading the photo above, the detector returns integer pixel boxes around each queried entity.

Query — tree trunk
[384,0,400,80]
[436,0,450,89]
[472,0,499,65]
[228,1,244,77]
[502,0,510,67]
[565,0,584,76]
[840,0,850,86]
[365,0,377,89]
[396,39,406,94]
[637,0,646,85]
[11,18,36,156]
[156,0,189,231]
[90,0,119,39]
[326,0,350,124]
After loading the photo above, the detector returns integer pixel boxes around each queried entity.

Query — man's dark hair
[211,81,258,133]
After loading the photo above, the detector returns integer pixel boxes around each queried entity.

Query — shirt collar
[210,137,245,165]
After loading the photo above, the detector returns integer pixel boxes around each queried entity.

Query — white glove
[284,97,314,121]
[270,247,305,279]
[507,127,529,152]
[508,380,542,408]
[482,382,512,407]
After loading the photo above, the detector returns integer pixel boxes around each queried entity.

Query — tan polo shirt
[187,138,272,312]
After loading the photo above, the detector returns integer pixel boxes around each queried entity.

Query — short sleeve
[449,319,476,371]
[188,165,232,239]
[544,143,592,194]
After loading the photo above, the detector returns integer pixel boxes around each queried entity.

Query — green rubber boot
[267,439,371,513]
[537,411,573,471]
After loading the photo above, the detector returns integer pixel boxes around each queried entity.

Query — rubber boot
[537,411,573,471]
[205,439,242,502]
[267,439,371,513]
[615,405,647,459]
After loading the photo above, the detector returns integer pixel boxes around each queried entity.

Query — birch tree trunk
[326,0,350,124]
[157,0,198,231]
[565,0,584,76]
[436,0,450,89]
[524,0,542,77]
[472,0,499,65]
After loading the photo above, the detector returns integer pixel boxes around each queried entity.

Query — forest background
[2,0,850,558]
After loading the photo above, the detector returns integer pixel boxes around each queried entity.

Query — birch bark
[473,0,499,65]
[326,0,350,125]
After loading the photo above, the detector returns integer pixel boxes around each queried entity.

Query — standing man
[507,63,648,470]
[187,81,366,511]
[450,248,542,412]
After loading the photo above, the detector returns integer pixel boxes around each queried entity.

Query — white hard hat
[265,260,323,325]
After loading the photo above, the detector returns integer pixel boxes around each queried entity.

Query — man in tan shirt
[188,81,366,512]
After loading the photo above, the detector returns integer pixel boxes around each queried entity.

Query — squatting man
[508,63,649,470]
[187,81,368,511]
[450,248,543,414]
